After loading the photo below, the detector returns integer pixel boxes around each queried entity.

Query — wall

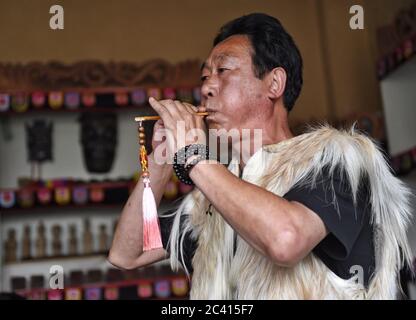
[1,0,415,291]
[0,0,331,122]
[0,110,142,188]
[0,0,333,187]
[1,0,413,121]
[315,0,416,120]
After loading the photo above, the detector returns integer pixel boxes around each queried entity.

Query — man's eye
[201,75,209,81]
[218,68,229,73]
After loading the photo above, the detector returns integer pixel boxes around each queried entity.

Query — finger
[152,121,166,142]
[148,97,173,124]
[173,101,199,129]
[178,102,207,128]
[159,99,186,121]
[197,105,207,113]
[183,102,198,113]
[174,100,193,116]
[153,119,165,130]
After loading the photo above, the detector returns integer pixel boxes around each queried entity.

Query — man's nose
[201,77,218,99]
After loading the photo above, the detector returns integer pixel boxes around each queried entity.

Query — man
[109,13,412,299]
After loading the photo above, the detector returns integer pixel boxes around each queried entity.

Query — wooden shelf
[0,85,201,117]
[9,261,190,300]
[0,105,156,117]
[0,199,178,214]
[0,203,123,214]
[4,252,109,266]
[13,275,190,300]
[0,177,184,214]
[0,180,134,192]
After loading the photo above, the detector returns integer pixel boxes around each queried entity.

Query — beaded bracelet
[173,144,211,185]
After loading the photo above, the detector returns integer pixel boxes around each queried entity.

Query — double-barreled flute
[135,112,209,122]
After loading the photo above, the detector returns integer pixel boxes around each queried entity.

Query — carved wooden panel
[0,59,202,91]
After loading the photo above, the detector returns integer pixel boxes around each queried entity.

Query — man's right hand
[150,100,207,166]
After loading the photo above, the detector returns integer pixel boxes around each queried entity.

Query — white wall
[0,110,141,188]
[380,56,416,156]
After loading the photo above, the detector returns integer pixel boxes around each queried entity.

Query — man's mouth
[204,106,219,123]
[205,112,216,122]
[205,107,216,115]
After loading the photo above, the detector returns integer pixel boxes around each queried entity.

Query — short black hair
[213,13,303,112]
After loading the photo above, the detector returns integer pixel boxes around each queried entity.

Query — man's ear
[267,67,287,100]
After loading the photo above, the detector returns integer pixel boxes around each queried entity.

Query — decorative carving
[25,120,53,162]
[79,112,117,174]
[0,60,201,91]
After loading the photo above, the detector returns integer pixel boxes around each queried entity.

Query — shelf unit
[0,105,156,117]
[15,275,190,300]
[4,254,189,300]
[0,86,200,118]
[0,192,180,295]
[0,59,202,299]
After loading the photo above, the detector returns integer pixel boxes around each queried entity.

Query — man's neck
[237,115,293,172]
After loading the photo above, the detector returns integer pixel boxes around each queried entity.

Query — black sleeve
[159,209,197,273]
[283,167,370,260]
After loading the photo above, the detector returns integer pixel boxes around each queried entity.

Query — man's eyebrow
[214,53,238,64]
[201,53,238,72]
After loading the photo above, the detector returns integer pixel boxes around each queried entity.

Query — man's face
[201,35,271,133]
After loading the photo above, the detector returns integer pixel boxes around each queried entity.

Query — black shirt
[160,167,375,287]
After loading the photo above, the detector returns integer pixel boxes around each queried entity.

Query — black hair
[213,13,303,112]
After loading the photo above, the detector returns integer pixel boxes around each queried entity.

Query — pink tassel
[142,177,163,251]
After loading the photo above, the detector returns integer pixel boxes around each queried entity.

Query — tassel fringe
[142,177,163,251]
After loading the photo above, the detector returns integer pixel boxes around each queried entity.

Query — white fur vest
[165,126,413,300]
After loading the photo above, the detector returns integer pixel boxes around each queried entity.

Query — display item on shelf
[4,229,17,263]
[31,91,46,108]
[131,89,146,106]
[68,224,78,256]
[22,225,32,260]
[35,222,46,259]
[48,91,64,109]
[98,224,109,253]
[18,189,35,208]
[0,93,10,111]
[64,92,80,110]
[0,190,15,208]
[51,224,63,256]
[82,219,94,254]
[11,92,29,113]
[79,112,118,174]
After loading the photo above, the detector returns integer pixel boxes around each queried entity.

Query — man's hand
[148,98,207,157]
